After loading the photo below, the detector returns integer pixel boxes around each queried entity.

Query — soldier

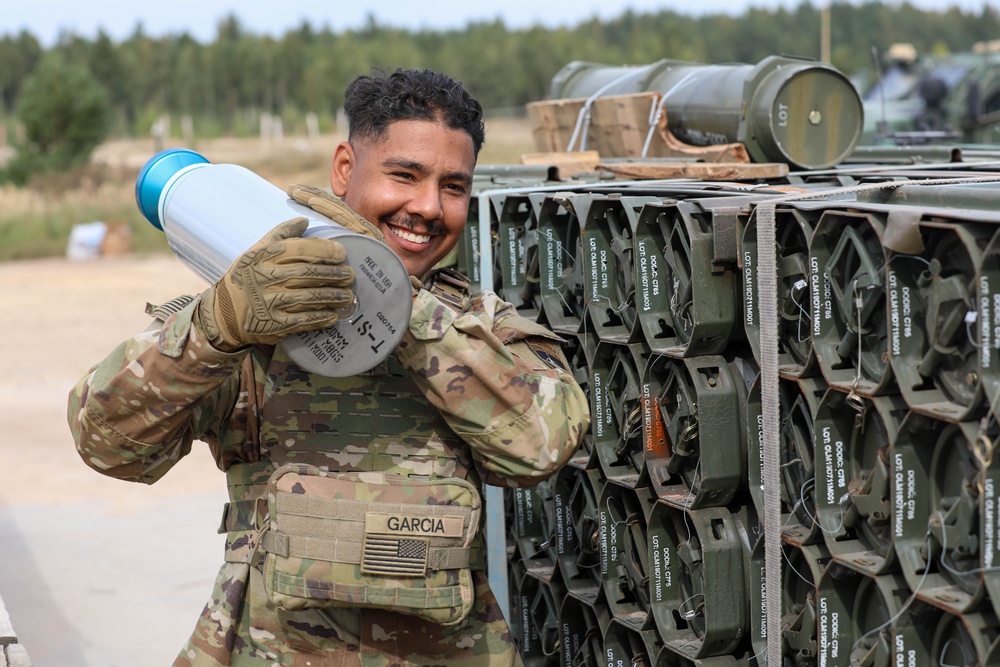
[67,68,590,666]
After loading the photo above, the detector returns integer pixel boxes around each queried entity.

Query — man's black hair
[343,68,485,157]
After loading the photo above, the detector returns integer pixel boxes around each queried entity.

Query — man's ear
[330,141,354,197]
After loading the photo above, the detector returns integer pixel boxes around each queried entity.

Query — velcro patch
[365,512,465,538]
[361,534,429,576]
[527,339,569,371]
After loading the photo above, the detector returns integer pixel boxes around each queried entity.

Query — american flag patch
[361,534,429,576]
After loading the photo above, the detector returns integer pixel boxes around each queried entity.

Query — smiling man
[67,68,590,666]
[332,71,478,280]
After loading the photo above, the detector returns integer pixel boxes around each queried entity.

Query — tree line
[2,1,999,141]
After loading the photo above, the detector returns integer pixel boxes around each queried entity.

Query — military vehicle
[861,41,1000,145]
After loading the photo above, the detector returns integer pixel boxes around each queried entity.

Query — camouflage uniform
[68,274,590,666]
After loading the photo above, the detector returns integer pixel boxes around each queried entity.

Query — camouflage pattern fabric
[261,465,482,625]
[396,287,590,487]
[173,565,519,666]
[67,274,589,665]
[257,344,475,477]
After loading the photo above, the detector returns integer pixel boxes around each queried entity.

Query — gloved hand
[198,217,355,352]
[286,184,385,243]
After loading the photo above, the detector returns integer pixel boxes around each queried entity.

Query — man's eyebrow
[382,158,473,187]
[446,171,474,187]
[383,157,427,173]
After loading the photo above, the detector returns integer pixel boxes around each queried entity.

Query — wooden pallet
[526,92,750,163]
[597,159,788,181]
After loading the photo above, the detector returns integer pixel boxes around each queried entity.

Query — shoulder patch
[526,338,569,371]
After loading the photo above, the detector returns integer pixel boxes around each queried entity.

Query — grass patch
[0,118,537,261]
[0,169,170,261]
[479,118,538,165]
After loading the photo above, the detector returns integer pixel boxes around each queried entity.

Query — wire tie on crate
[849,531,934,658]
[974,432,994,506]
[604,496,629,529]
[678,591,705,620]
[846,388,866,415]
[791,278,812,343]
[966,310,984,349]
[680,420,699,443]
[852,281,866,390]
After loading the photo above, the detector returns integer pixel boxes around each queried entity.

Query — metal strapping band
[756,199,783,666]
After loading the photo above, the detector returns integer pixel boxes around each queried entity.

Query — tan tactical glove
[286,184,385,243]
[198,217,355,352]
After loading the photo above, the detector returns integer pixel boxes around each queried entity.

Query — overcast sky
[2,0,995,46]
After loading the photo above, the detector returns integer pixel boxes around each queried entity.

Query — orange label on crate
[642,384,669,459]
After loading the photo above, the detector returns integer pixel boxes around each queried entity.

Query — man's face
[330,118,476,279]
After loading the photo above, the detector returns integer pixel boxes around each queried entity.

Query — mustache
[381,213,442,236]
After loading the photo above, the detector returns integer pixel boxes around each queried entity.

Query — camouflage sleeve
[67,297,247,484]
[393,288,591,488]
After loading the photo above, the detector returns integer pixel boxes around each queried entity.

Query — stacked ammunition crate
[463,162,1000,666]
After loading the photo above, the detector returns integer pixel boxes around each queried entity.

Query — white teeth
[392,227,431,244]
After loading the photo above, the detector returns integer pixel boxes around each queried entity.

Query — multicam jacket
[68,279,591,666]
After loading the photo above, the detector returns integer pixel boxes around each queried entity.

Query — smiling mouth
[386,224,432,245]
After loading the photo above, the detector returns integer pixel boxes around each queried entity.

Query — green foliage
[0,2,998,143]
[0,30,42,113]
[0,201,167,262]
[3,52,110,184]
[0,162,171,261]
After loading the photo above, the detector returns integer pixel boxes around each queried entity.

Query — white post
[181,114,194,144]
[306,112,320,139]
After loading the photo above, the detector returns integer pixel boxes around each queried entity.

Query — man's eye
[445,183,468,194]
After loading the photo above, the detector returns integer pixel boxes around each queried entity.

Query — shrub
[2,53,110,185]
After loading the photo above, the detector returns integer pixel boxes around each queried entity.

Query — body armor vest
[221,343,482,564]
[220,268,480,565]
[258,345,475,478]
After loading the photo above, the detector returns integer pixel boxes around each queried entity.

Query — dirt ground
[0,254,230,666]
[1,254,217,507]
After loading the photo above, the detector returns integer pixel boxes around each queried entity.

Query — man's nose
[406,181,444,221]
